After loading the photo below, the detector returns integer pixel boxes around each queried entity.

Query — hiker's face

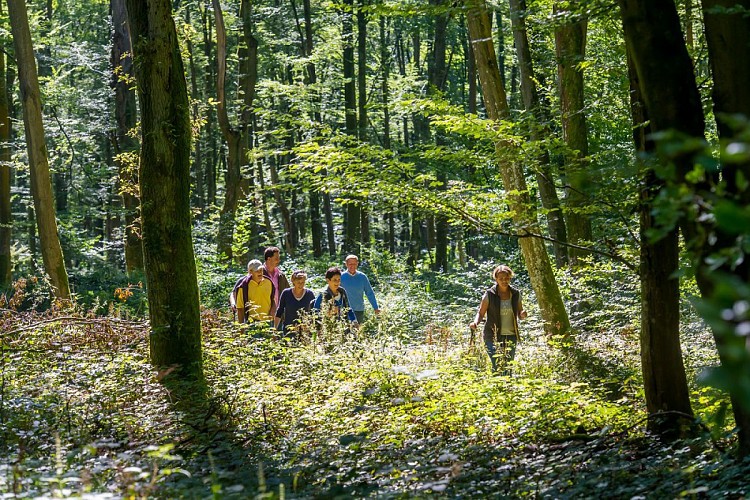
[266,251,280,269]
[495,272,511,288]
[292,276,306,288]
[251,269,264,282]
[345,258,358,274]
[327,274,341,293]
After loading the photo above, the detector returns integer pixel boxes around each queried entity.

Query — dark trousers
[485,336,516,374]
[353,310,365,324]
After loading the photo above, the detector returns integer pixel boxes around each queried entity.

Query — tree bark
[430,0,450,272]
[510,0,568,268]
[0,5,11,289]
[466,0,570,336]
[110,0,144,274]
[628,51,693,436]
[7,0,71,300]
[125,0,202,377]
[343,0,360,253]
[213,0,257,263]
[554,0,592,266]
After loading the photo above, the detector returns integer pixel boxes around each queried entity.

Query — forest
[2,0,750,496]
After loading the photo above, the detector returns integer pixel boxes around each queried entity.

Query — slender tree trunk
[7,0,70,300]
[294,0,324,257]
[628,52,693,436]
[510,0,568,267]
[466,0,570,336]
[0,6,11,289]
[343,0,360,253]
[110,0,144,273]
[126,0,202,377]
[554,0,592,266]
[214,0,257,263]
[430,0,450,272]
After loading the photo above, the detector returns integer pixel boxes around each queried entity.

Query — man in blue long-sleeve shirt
[340,254,381,324]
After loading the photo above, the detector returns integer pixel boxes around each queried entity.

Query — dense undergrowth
[1,263,748,498]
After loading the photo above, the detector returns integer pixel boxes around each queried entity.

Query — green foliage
[1,268,746,497]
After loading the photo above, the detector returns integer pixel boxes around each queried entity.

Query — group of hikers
[229,246,381,336]
[230,247,527,373]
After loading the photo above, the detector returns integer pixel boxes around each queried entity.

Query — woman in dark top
[274,270,315,338]
[469,264,527,374]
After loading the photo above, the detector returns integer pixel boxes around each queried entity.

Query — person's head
[247,259,264,282]
[264,246,281,269]
[344,254,359,274]
[493,264,514,287]
[291,270,307,287]
[325,266,342,292]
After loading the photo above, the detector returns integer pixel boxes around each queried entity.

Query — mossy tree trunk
[466,0,570,336]
[554,0,592,267]
[125,0,203,378]
[7,0,71,300]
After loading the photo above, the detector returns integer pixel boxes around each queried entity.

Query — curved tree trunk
[214,0,258,263]
[7,0,70,300]
[466,0,570,336]
[125,0,202,378]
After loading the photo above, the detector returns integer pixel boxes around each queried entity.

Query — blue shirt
[340,270,379,312]
[313,286,357,323]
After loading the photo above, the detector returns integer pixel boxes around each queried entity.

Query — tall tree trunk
[380,16,397,255]
[214,0,258,263]
[628,51,693,436]
[294,0,325,256]
[700,0,750,456]
[0,5,11,290]
[125,0,202,377]
[430,0,450,272]
[202,6,217,207]
[357,0,370,252]
[343,0,360,253]
[510,0,568,268]
[110,0,144,273]
[495,9,506,91]
[7,0,70,300]
[466,0,570,336]
[554,0,592,266]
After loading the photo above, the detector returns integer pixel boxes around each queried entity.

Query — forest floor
[2,271,750,498]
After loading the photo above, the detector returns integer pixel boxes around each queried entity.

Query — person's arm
[469,294,489,330]
[237,289,246,323]
[363,275,380,313]
[274,291,286,328]
[312,292,323,311]
[518,296,528,320]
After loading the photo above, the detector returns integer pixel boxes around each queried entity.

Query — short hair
[291,270,307,280]
[325,266,342,280]
[493,264,514,279]
[247,259,263,272]
[344,254,358,263]
[264,246,280,261]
